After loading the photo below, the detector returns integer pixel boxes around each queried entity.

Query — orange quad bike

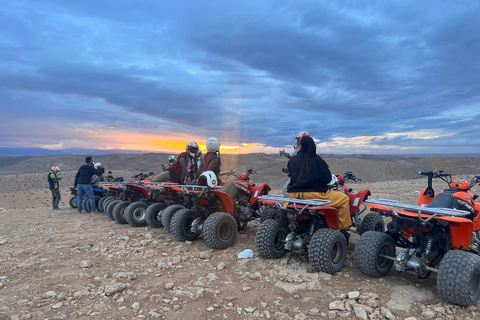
[354,171,480,306]
[255,195,348,274]
[144,182,189,228]
[164,169,271,249]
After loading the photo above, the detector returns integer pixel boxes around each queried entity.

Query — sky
[1,0,480,154]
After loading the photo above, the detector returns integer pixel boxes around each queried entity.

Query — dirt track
[1,175,479,320]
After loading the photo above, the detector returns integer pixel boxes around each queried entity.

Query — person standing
[48,166,62,210]
[74,156,100,213]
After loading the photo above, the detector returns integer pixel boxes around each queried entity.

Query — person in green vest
[48,166,62,210]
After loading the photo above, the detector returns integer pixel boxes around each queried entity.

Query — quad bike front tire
[203,212,237,249]
[309,228,348,274]
[256,219,289,259]
[112,201,130,224]
[125,202,149,227]
[103,196,119,213]
[359,212,385,235]
[69,196,77,208]
[145,203,167,228]
[161,205,185,233]
[437,250,480,306]
[83,196,102,213]
[170,208,201,242]
[354,231,395,277]
[106,200,123,221]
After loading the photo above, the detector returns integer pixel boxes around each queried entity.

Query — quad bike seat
[427,193,456,209]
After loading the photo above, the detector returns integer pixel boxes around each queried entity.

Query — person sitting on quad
[48,166,62,210]
[281,131,310,195]
[287,136,351,237]
[74,156,101,213]
[203,137,221,179]
[91,163,107,188]
[152,141,200,183]
[162,155,176,172]
[106,171,115,182]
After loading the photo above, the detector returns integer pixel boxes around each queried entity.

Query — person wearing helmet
[91,163,107,188]
[203,137,222,182]
[286,136,351,240]
[280,131,310,159]
[152,141,200,183]
[74,156,101,213]
[280,131,310,195]
[48,166,62,210]
[162,155,176,172]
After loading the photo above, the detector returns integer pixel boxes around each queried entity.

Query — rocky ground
[1,171,480,320]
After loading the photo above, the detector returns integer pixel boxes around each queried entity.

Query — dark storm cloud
[1,0,480,152]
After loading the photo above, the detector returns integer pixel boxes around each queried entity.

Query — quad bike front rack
[366,198,471,224]
[258,195,332,213]
[164,184,222,194]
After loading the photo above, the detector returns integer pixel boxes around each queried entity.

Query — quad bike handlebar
[344,171,361,182]
[219,168,257,179]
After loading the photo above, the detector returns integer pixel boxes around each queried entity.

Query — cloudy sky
[1,0,479,154]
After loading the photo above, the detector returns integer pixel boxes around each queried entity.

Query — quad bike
[144,182,188,228]
[165,169,271,249]
[261,171,383,234]
[354,171,480,306]
[108,181,156,226]
[255,195,347,274]
[68,186,104,212]
[97,182,126,213]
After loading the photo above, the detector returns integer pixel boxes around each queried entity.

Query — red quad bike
[144,182,189,228]
[165,169,271,249]
[355,171,480,306]
[107,180,156,226]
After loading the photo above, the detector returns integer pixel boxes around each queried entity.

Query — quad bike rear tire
[256,219,289,259]
[125,202,149,227]
[203,212,237,249]
[161,205,185,233]
[112,201,130,224]
[260,207,283,222]
[69,196,77,209]
[103,196,119,213]
[437,250,480,306]
[359,212,385,235]
[354,231,395,277]
[98,196,108,213]
[106,200,122,221]
[170,208,201,242]
[145,203,167,228]
[309,228,348,274]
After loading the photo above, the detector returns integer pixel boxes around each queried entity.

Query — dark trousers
[50,188,61,209]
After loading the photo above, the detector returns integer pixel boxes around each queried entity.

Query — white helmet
[198,171,218,188]
[168,155,175,161]
[327,174,339,190]
[206,137,221,152]
[94,162,102,169]
[51,166,60,173]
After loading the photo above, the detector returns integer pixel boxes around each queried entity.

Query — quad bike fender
[315,207,340,230]
[417,189,436,206]
[448,219,473,249]
[348,189,371,215]
[249,183,271,206]
[366,203,392,214]
[125,184,150,198]
[210,190,235,214]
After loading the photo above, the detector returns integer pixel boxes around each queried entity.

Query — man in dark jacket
[74,156,100,213]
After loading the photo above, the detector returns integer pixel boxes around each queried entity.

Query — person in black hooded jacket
[74,156,100,213]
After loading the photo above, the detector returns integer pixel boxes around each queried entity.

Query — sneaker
[91,209,100,214]
[78,211,83,214]
[53,207,62,210]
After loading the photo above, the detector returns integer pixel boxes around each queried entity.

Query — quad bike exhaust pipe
[378,254,439,273]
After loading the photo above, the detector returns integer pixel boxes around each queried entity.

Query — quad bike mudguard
[125,184,150,198]
[347,189,371,215]
[249,183,271,207]
[418,188,437,206]
[367,203,473,249]
[210,189,235,214]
